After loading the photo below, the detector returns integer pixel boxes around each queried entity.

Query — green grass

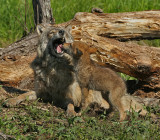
[0,0,34,48]
[1,0,160,48]
[0,99,160,139]
[137,39,160,48]
[51,0,160,23]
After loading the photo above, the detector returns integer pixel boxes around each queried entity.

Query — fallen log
[1,10,160,57]
[70,11,160,41]
[0,11,160,97]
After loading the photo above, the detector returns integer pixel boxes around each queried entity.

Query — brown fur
[64,41,127,121]
[64,41,157,121]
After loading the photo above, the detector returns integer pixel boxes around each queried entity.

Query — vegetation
[0,0,160,139]
[1,0,160,48]
[0,98,160,139]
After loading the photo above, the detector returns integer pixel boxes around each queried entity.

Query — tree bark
[32,0,54,26]
[0,11,160,97]
[71,11,160,41]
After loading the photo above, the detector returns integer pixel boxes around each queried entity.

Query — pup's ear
[36,24,45,35]
[76,48,83,57]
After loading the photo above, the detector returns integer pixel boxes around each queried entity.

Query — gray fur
[31,25,81,109]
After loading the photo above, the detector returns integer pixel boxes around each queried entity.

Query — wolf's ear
[36,24,45,35]
[65,25,72,33]
[64,25,74,43]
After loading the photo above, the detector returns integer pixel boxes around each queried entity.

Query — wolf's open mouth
[53,38,65,54]
[56,44,63,53]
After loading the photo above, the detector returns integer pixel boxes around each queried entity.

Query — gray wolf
[5,25,82,116]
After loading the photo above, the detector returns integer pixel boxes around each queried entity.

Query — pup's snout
[59,29,64,36]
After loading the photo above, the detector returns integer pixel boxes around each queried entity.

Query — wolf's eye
[59,30,64,35]
[48,33,53,38]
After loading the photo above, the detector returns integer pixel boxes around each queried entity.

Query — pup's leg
[81,88,91,111]
[81,90,110,111]
[136,108,157,119]
[109,88,126,121]
[92,90,110,110]
[101,98,110,109]
[4,91,37,107]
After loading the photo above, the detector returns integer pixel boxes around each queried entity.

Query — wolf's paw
[66,109,81,117]
[3,98,20,107]
[66,103,81,117]
[66,109,76,117]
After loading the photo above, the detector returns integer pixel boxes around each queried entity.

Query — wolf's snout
[59,29,64,36]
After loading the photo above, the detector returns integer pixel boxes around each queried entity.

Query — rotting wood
[71,11,160,41]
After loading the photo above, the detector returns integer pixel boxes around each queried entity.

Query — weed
[0,100,160,139]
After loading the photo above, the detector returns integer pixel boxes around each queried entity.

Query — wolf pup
[5,25,82,116]
[64,41,157,121]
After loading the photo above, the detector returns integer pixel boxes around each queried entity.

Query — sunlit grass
[51,0,160,24]
[1,0,160,47]
[0,0,34,47]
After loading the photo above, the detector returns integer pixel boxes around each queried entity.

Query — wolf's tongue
[57,44,62,53]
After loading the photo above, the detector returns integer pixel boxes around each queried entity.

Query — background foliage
[0,0,160,48]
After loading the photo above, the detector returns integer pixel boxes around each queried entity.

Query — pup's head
[63,41,97,59]
[36,24,73,58]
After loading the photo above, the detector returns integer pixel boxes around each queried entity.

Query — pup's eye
[76,48,83,56]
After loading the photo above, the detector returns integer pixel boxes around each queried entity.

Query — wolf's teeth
[62,38,65,42]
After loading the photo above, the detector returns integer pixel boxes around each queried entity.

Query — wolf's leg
[4,91,37,107]
[66,81,82,116]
